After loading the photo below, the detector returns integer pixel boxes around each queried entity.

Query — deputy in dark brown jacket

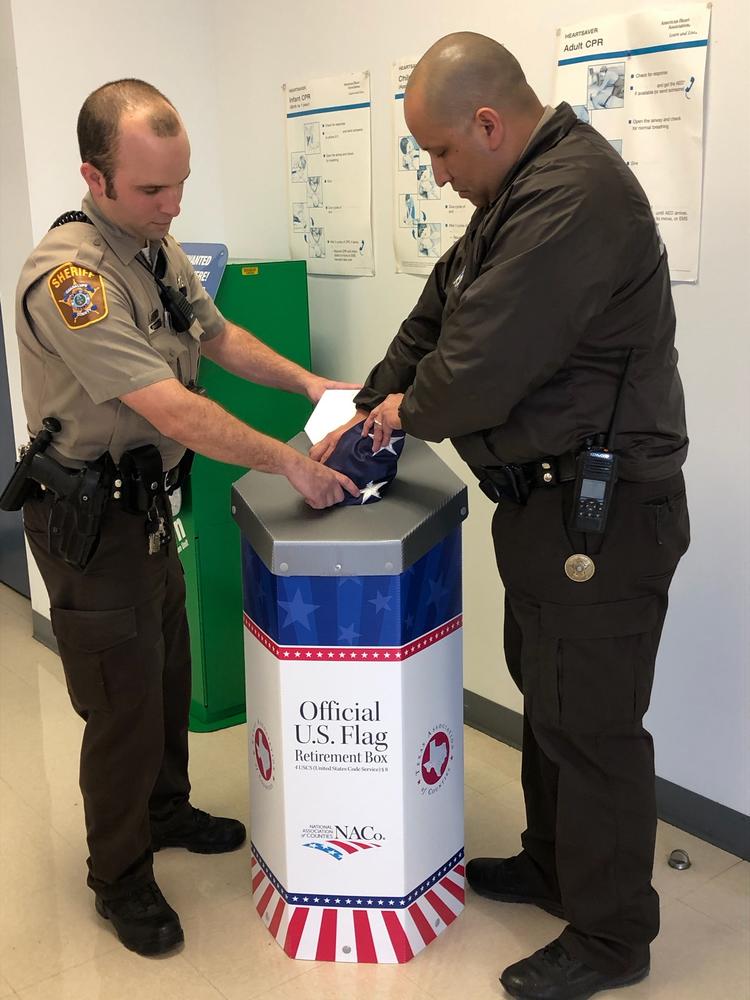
[313,32,689,1000]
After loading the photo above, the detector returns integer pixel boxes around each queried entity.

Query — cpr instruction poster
[285,72,374,276]
[392,59,474,276]
[554,4,711,282]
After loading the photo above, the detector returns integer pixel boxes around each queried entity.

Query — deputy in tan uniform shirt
[16,78,357,959]
[18,192,221,470]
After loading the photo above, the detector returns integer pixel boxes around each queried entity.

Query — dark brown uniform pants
[24,494,192,899]
[491,472,689,975]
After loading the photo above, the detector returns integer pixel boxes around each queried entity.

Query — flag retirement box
[232,435,468,963]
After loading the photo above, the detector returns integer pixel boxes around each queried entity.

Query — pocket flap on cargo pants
[540,596,659,640]
[50,606,138,652]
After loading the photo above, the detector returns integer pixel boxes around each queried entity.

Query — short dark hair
[77,79,181,197]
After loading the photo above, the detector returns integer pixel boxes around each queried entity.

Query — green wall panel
[178,260,312,731]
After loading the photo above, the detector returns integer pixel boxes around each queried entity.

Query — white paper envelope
[304,389,359,445]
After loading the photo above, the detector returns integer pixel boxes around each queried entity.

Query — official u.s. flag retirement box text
[232,434,468,963]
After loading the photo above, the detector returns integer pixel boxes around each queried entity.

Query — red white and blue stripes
[251,845,465,963]
[243,613,462,663]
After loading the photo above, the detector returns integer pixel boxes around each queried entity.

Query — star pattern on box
[242,529,462,650]
[278,589,320,629]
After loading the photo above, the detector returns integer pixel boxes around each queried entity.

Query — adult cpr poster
[555,4,711,281]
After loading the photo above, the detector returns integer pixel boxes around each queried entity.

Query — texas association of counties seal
[252,722,275,788]
[415,724,454,795]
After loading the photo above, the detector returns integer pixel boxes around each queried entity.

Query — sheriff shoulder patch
[48,262,108,330]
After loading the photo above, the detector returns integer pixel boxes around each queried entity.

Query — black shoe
[95,881,184,956]
[500,939,650,1000]
[466,854,565,918]
[151,806,246,854]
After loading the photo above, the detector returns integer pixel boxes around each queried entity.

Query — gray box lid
[231,433,468,577]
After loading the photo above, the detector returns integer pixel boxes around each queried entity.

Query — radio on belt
[571,348,633,535]
[572,448,617,533]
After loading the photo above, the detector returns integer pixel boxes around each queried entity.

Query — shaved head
[407,32,539,127]
[402,33,544,207]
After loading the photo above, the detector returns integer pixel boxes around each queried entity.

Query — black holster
[117,444,172,550]
[47,461,111,569]
[118,445,164,514]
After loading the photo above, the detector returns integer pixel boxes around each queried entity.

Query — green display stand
[176,260,312,732]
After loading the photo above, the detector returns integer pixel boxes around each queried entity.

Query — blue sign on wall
[180,242,229,300]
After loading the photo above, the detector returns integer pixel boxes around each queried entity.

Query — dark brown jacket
[356,104,687,481]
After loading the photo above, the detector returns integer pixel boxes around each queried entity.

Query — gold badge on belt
[564,554,595,582]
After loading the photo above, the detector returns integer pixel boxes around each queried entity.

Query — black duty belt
[112,458,181,513]
[48,454,180,513]
[471,452,577,505]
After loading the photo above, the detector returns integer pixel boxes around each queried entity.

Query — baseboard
[464,688,749,862]
[32,610,58,653]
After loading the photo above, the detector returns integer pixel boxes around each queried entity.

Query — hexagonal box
[232,435,468,963]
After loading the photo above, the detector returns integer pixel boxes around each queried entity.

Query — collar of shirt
[519,105,557,158]
[471,102,579,226]
[81,191,163,267]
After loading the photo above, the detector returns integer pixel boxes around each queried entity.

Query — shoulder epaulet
[50,210,93,230]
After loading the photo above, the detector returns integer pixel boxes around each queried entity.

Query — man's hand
[121,378,357,508]
[361,394,404,452]
[303,373,362,404]
[285,452,359,509]
[309,410,368,464]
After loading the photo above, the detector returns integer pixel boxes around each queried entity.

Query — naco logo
[302,823,385,862]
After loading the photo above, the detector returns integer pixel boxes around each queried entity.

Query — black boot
[466,853,564,918]
[95,881,183,956]
[500,939,650,1000]
[152,806,246,854]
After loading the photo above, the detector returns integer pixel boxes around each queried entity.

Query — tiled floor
[1,581,748,999]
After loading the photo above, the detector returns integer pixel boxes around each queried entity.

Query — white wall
[9,0,228,250]
[3,0,748,815]
[210,0,750,816]
[1,0,41,612]
[0,0,32,452]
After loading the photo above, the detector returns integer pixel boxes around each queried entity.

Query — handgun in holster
[0,418,111,570]
[46,461,111,569]
[0,417,62,511]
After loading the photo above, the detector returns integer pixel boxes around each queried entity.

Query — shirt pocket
[147,325,193,385]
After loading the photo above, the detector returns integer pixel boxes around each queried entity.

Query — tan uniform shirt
[16,193,225,470]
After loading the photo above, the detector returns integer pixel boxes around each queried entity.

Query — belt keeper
[510,465,530,504]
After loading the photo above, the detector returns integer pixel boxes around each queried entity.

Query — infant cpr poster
[285,72,374,276]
